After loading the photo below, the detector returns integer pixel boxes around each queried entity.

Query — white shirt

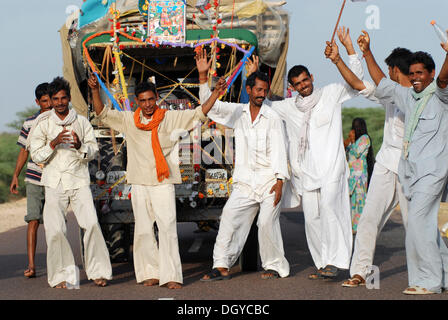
[270,54,363,193]
[29,114,98,190]
[360,81,405,174]
[200,83,289,201]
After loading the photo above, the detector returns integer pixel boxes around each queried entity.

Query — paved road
[0,208,446,303]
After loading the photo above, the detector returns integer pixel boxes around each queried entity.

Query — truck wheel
[103,223,129,263]
[239,218,259,272]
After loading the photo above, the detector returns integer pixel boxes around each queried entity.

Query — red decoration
[128,193,132,200]
[205,3,212,10]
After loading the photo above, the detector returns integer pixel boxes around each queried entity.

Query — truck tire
[239,218,259,272]
[103,223,130,263]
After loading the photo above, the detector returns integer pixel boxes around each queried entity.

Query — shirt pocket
[313,111,331,128]
[417,111,438,135]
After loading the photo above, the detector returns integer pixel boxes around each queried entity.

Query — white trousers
[131,184,183,285]
[212,186,290,277]
[43,183,112,287]
[302,179,353,270]
[350,163,408,278]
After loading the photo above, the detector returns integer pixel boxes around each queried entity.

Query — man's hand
[213,77,227,96]
[357,30,371,54]
[50,128,71,149]
[270,179,284,207]
[337,26,355,55]
[9,175,19,194]
[195,48,212,80]
[245,55,259,77]
[88,74,100,92]
[70,131,82,150]
[325,41,340,64]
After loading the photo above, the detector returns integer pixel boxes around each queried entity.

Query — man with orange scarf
[88,75,220,289]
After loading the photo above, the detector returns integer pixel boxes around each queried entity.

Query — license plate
[106,171,126,184]
[205,169,227,181]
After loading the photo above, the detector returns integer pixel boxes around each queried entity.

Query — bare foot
[24,267,36,278]
[94,278,108,287]
[55,281,67,289]
[143,278,159,286]
[166,282,182,289]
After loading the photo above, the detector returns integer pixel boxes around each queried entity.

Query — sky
[1,0,448,133]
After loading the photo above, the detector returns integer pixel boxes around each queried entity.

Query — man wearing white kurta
[30,77,112,288]
[268,43,363,278]
[328,37,412,287]
[198,71,290,280]
[323,33,413,286]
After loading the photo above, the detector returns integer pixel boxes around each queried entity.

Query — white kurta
[200,84,290,276]
[269,54,363,269]
[30,113,112,287]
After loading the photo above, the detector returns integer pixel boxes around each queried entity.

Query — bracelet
[199,77,208,81]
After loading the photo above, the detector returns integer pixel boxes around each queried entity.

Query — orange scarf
[133,106,169,182]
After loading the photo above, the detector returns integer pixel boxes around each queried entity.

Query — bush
[0,133,25,203]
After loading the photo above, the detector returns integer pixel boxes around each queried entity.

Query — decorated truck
[61,0,289,267]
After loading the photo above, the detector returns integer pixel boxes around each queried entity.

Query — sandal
[24,268,36,278]
[200,268,231,282]
[342,274,365,287]
[403,286,437,295]
[261,270,280,280]
[308,269,326,280]
[320,265,339,278]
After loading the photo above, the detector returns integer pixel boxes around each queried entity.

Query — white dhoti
[212,185,290,278]
[43,183,112,288]
[301,179,352,270]
[131,184,183,286]
[350,163,408,278]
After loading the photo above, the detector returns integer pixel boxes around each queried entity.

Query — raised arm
[437,38,448,89]
[337,26,356,56]
[201,77,227,116]
[195,49,212,85]
[325,40,366,91]
[357,30,386,86]
[88,74,105,116]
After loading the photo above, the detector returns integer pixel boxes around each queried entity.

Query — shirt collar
[242,103,270,119]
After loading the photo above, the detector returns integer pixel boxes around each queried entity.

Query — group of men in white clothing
[16,23,448,295]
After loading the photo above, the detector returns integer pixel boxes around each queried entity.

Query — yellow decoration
[219,184,225,190]
[207,189,214,195]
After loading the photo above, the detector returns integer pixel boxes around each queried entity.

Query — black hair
[35,82,50,100]
[287,65,311,84]
[48,77,71,98]
[351,117,375,188]
[246,71,269,88]
[384,47,413,75]
[410,51,436,73]
[135,81,157,97]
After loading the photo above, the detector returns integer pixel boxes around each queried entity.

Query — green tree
[6,105,39,132]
